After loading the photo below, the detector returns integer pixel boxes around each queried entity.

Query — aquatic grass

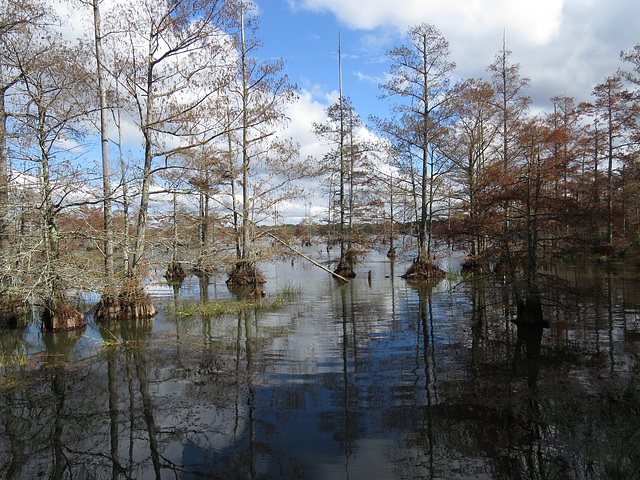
[276,282,303,302]
[0,346,29,374]
[177,299,264,317]
[92,329,123,348]
[177,286,303,318]
[446,269,461,282]
[603,428,640,479]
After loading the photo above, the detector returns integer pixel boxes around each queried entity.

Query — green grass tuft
[177,285,302,318]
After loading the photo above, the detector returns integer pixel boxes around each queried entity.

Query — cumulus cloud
[295,0,564,44]
[290,0,640,111]
[281,89,333,161]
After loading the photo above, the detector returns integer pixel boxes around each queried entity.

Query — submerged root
[401,259,446,280]
[95,280,158,323]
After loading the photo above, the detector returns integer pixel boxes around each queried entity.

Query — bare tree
[225,0,299,288]
[0,0,51,323]
[12,37,93,331]
[95,0,236,320]
[375,23,455,279]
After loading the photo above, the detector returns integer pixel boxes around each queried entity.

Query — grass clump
[277,282,303,300]
[178,299,264,317]
[178,284,302,318]
[0,347,28,373]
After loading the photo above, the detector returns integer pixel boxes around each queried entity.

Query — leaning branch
[208,194,350,283]
[261,229,351,283]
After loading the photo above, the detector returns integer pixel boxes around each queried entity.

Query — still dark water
[1,249,640,479]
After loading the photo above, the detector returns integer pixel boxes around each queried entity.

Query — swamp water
[1,250,639,479]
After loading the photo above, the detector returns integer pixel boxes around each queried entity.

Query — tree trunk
[39,107,85,331]
[0,82,8,251]
[334,33,355,278]
[92,0,114,282]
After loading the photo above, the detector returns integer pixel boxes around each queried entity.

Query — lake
[0,248,639,479]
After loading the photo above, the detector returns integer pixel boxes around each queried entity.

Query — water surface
[1,250,639,479]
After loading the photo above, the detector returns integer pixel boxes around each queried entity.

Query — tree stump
[226,261,265,287]
[164,261,187,282]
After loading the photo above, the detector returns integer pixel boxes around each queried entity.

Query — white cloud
[291,0,640,112]
[296,0,564,45]
[280,89,333,161]
[354,71,385,85]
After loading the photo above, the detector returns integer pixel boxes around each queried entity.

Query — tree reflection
[98,323,121,480]
[513,293,548,388]
[339,282,358,477]
[1,257,640,478]
[410,280,439,478]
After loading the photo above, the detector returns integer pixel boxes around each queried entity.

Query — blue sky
[257,2,389,118]
[246,0,640,220]
[253,0,640,154]
[56,0,640,222]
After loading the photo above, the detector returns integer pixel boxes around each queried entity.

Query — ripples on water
[1,250,639,479]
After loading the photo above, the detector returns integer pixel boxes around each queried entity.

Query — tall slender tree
[225,0,299,287]
[486,39,531,270]
[587,76,634,246]
[313,96,366,278]
[89,0,114,284]
[376,23,455,279]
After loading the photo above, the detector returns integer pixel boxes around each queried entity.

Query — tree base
[401,259,446,280]
[95,281,158,323]
[387,247,398,259]
[0,294,29,328]
[42,298,86,332]
[334,247,358,279]
[164,261,187,282]
[334,262,356,279]
[226,261,265,287]
[461,257,492,276]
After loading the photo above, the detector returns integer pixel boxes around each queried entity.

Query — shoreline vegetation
[1,1,640,331]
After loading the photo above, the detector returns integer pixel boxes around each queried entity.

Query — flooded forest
[1,0,640,478]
